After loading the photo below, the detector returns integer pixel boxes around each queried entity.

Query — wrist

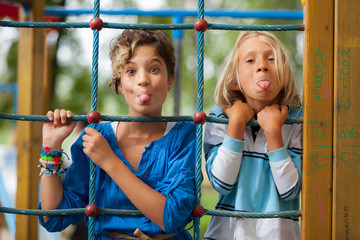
[39,146,66,179]
[264,127,282,138]
[265,131,284,151]
[227,120,246,140]
[100,154,123,175]
[42,139,62,150]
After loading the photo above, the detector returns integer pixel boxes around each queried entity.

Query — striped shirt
[203,106,302,240]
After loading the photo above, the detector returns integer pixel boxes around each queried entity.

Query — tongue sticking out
[138,94,151,104]
[257,80,271,90]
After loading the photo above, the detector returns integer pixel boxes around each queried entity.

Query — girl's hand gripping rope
[42,109,77,149]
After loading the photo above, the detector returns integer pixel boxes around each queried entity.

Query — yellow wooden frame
[15,0,47,239]
[333,0,360,238]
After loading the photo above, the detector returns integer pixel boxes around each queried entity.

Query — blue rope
[208,23,303,31]
[193,0,205,238]
[0,113,303,125]
[87,1,101,239]
[0,206,301,218]
[205,209,302,218]
[43,7,303,20]
[0,20,303,31]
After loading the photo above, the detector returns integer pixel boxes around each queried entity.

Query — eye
[126,69,135,75]
[268,57,275,62]
[150,67,160,73]
[245,59,254,63]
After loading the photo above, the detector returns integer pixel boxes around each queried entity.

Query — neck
[117,121,167,139]
[246,97,280,114]
[247,101,268,114]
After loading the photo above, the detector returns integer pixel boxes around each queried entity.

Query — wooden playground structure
[1,0,360,239]
[303,0,360,239]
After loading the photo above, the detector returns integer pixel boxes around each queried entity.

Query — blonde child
[38,30,196,239]
[203,31,302,239]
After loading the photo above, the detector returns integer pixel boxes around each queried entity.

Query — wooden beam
[302,0,334,239]
[333,0,360,238]
[15,0,46,239]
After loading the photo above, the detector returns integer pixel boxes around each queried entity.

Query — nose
[136,70,150,86]
[256,59,268,72]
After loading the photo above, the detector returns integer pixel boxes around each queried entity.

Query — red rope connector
[85,204,99,217]
[87,111,101,123]
[90,17,104,30]
[194,19,208,32]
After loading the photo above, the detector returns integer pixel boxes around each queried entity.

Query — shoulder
[171,121,196,137]
[288,106,303,118]
[209,106,228,119]
[83,122,114,140]
[94,122,112,132]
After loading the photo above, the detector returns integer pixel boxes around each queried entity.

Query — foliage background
[0,0,303,238]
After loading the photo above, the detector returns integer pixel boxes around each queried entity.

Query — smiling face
[118,45,174,117]
[235,37,281,111]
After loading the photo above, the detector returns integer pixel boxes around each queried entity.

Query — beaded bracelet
[38,164,65,178]
[39,146,67,179]
[41,146,63,165]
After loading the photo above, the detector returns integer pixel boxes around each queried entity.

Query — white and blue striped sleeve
[268,122,302,200]
[207,134,244,195]
[268,147,300,200]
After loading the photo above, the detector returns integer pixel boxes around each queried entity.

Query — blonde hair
[214,31,301,111]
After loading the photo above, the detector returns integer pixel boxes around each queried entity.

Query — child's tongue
[257,80,271,90]
[138,94,151,104]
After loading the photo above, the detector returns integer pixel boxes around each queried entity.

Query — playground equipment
[0,0,359,239]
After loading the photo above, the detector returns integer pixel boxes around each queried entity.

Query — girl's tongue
[257,80,271,90]
[138,94,151,104]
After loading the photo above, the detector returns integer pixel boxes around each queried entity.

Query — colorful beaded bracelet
[41,146,63,164]
[39,146,67,179]
[39,158,63,166]
[38,165,65,178]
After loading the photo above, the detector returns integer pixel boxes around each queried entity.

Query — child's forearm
[40,139,65,222]
[226,119,246,140]
[265,128,284,151]
[103,157,166,230]
[40,174,64,222]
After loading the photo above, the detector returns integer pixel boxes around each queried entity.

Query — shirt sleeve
[268,123,302,201]
[155,123,197,233]
[204,120,244,196]
[38,129,90,232]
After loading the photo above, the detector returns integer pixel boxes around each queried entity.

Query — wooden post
[333,0,360,238]
[15,0,46,239]
[302,0,334,239]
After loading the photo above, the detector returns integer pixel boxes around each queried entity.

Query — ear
[167,74,175,92]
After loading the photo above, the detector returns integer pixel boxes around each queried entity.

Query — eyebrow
[126,57,163,66]
[148,58,163,65]
[242,49,274,57]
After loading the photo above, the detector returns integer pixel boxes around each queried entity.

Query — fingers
[82,128,101,155]
[46,111,54,121]
[84,127,97,135]
[279,104,289,115]
[59,109,71,124]
[83,128,99,144]
[53,109,61,125]
[49,109,73,125]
